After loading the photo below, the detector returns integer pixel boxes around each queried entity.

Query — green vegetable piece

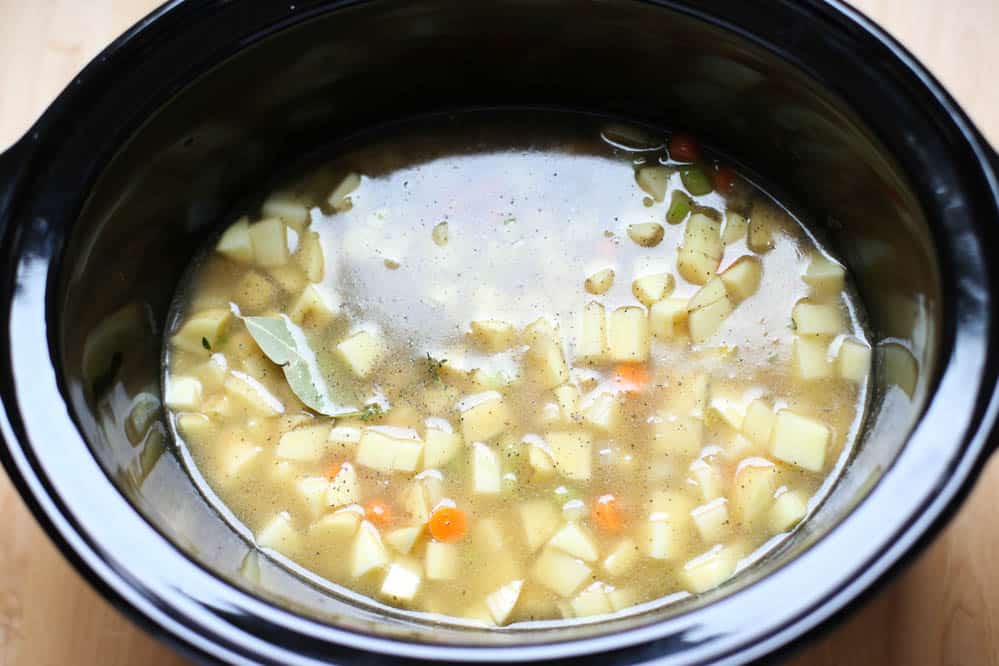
[201,336,212,350]
[426,353,448,383]
[666,190,693,224]
[680,166,713,196]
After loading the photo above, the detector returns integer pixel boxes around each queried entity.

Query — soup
[163,115,870,625]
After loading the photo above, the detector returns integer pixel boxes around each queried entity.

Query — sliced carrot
[428,506,468,543]
[669,133,700,163]
[364,499,394,527]
[613,363,650,393]
[326,462,343,480]
[592,494,624,533]
[712,164,737,194]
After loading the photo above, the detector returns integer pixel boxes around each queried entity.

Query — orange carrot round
[593,494,624,532]
[326,462,343,480]
[614,363,650,393]
[428,506,468,543]
[669,134,700,163]
[365,499,394,527]
[713,164,737,194]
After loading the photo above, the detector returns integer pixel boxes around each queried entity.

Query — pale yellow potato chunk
[164,376,203,411]
[636,165,669,202]
[217,217,253,263]
[793,336,833,380]
[295,230,325,283]
[290,285,340,327]
[261,194,309,231]
[689,295,733,343]
[641,517,683,560]
[719,256,762,303]
[582,392,621,434]
[519,500,561,552]
[468,319,516,352]
[742,399,775,446]
[471,442,502,495]
[677,213,723,284]
[249,218,289,267]
[770,489,809,532]
[653,415,704,457]
[546,430,593,481]
[649,297,690,339]
[380,558,422,602]
[327,462,360,508]
[256,512,300,551]
[310,511,360,542]
[632,272,675,306]
[570,582,614,617]
[627,222,665,247]
[721,211,748,244]
[523,318,570,389]
[680,545,738,593]
[548,522,599,562]
[530,547,592,597]
[584,267,615,295]
[276,423,333,461]
[423,423,462,469]
[730,458,778,526]
[336,330,386,378]
[602,538,639,577]
[838,338,872,382]
[791,301,844,335]
[425,541,460,580]
[355,426,424,473]
[351,520,389,578]
[172,308,232,354]
[485,579,524,625]
[804,253,845,296]
[770,410,830,472]
[328,172,361,211]
[576,301,608,361]
[458,392,511,442]
[608,306,650,362]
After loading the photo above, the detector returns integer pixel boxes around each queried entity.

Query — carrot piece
[592,494,624,532]
[613,363,650,393]
[669,133,700,162]
[326,462,343,480]
[428,506,468,543]
[364,499,394,527]
[712,164,737,194]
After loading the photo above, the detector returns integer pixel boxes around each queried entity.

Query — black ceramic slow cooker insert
[0,1,997,664]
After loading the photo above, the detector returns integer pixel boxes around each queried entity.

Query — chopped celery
[666,190,693,224]
[680,166,713,196]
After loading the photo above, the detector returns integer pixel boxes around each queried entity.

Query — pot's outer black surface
[1,1,999,665]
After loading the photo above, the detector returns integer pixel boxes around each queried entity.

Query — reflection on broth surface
[164,115,870,625]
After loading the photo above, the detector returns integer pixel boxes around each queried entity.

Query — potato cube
[546,430,593,481]
[680,545,738,593]
[554,385,580,420]
[608,306,650,362]
[650,489,696,520]
[356,426,424,473]
[385,525,425,555]
[216,431,262,483]
[296,476,331,518]
[748,199,790,253]
[486,579,524,625]
[642,517,682,560]
[549,522,599,562]
[636,165,669,202]
[707,397,744,431]
[336,330,386,378]
[608,587,638,612]
[720,256,762,303]
[425,541,460,580]
[527,437,556,477]
[770,489,809,532]
[627,222,665,247]
[249,218,289,267]
[667,373,710,417]
[351,520,389,578]
[268,264,307,295]
[523,318,570,388]
[722,211,748,244]
[577,301,608,361]
[804,254,845,296]
[731,458,778,526]
[570,582,614,617]
[380,559,422,602]
[290,285,341,327]
[838,338,872,382]
[172,308,232,355]
[793,336,833,380]
[310,510,361,542]
[677,214,723,284]
[742,400,775,446]
[217,217,253,263]
[328,172,361,211]
[234,270,280,311]
[519,500,561,552]
[328,425,362,448]
[689,297,733,343]
[677,245,720,286]
[602,538,639,577]
[688,276,727,311]
[458,391,511,441]
[584,268,615,295]
[164,376,202,411]
[327,462,360,508]
[653,415,704,457]
[177,413,211,441]
[471,442,502,494]
[276,424,332,461]
[469,319,516,352]
[691,498,731,543]
[256,512,300,551]
[531,548,592,597]
[582,392,621,434]
[650,297,690,339]
[689,459,723,502]
[792,301,844,335]
[402,482,433,525]
[423,423,462,469]
[261,195,309,231]
[295,230,325,283]
[771,410,830,472]
[632,272,675,306]
[474,517,507,552]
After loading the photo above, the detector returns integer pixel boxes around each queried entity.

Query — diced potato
[458,392,511,441]
[677,245,719,286]
[584,268,615,295]
[636,165,669,202]
[680,544,738,593]
[608,306,650,362]
[473,517,506,552]
[351,520,390,578]
[336,330,386,378]
[327,462,360,508]
[296,476,331,518]
[329,425,362,448]
[423,423,462,469]
[164,376,202,410]
[722,211,748,244]
[269,264,306,296]
[310,510,360,541]
[577,301,608,361]
[748,199,790,253]
[402,482,432,525]
[468,319,516,352]
[720,256,762,303]
[582,392,621,434]
[689,296,733,343]
[791,301,844,335]
[677,213,723,284]
[603,538,639,577]
[554,385,580,420]
[562,499,587,521]
[328,172,361,211]
[838,338,872,382]
[707,397,744,431]
[290,285,341,327]
[295,230,325,283]
[665,372,709,417]
[176,414,211,442]
[793,336,833,380]
[385,525,425,555]
[261,194,309,231]
[570,582,614,617]
[650,297,689,341]
[431,221,449,246]
[425,541,460,580]
[546,430,593,481]
[549,522,599,562]
[689,459,723,501]
[691,498,730,543]
[608,587,638,612]
[275,423,332,461]
[627,222,665,247]
[531,548,592,597]
[771,410,830,472]
[216,430,262,482]
[471,442,502,494]
[742,399,775,446]
[688,276,727,311]
[356,426,424,473]
[256,512,300,551]
[642,517,682,560]
[632,272,675,306]
[519,500,561,552]
[249,218,289,267]
[226,370,286,416]
[527,437,556,477]
[172,308,232,354]
[217,217,253,263]
[804,254,846,296]
[523,318,570,388]
[380,558,422,602]
[234,270,280,311]
[770,489,809,532]
[653,415,704,457]
[485,579,524,625]
[731,458,778,526]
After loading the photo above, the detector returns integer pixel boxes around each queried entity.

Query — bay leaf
[242,315,359,416]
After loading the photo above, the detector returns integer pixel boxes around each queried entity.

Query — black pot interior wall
[55,0,936,644]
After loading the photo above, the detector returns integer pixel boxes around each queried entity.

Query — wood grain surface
[1,1,998,664]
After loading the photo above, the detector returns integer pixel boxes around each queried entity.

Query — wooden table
[1,1,998,663]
